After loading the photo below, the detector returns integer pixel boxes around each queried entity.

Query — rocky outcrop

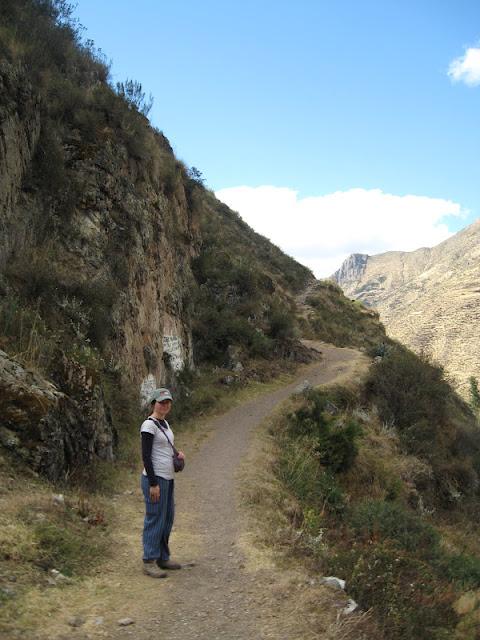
[0,59,198,477]
[63,132,198,400]
[0,8,311,480]
[333,220,480,394]
[0,62,198,390]
[0,350,114,480]
[0,61,41,270]
[332,253,368,292]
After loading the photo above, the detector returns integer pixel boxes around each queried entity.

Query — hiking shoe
[143,562,168,578]
[158,559,182,570]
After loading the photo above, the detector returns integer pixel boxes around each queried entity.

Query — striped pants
[141,474,175,562]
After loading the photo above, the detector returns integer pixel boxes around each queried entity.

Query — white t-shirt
[141,418,175,480]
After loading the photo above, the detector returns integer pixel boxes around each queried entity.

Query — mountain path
[36,343,369,640]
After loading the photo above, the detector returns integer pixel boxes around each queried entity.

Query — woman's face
[155,399,172,418]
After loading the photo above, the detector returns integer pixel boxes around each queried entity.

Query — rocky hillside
[0,0,319,480]
[332,219,480,394]
[4,0,400,486]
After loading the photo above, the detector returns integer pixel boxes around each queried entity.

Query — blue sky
[74,1,480,276]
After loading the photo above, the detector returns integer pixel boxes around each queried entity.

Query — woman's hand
[149,485,160,502]
[177,450,185,460]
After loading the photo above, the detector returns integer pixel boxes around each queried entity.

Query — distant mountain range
[332,219,480,394]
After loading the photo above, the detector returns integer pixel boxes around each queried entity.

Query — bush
[267,307,296,340]
[329,543,458,640]
[276,439,346,514]
[288,389,362,473]
[437,553,480,589]
[316,418,362,473]
[0,294,60,371]
[365,345,450,430]
[349,499,439,555]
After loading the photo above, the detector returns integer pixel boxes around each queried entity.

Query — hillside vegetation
[252,342,480,639]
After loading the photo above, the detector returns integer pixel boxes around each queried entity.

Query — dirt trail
[34,343,368,640]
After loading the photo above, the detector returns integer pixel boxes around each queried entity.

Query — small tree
[115,79,153,116]
[188,166,205,185]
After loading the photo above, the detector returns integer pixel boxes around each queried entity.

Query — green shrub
[0,294,60,371]
[316,418,362,473]
[349,499,439,554]
[27,120,67,197]
[288,390,330,436]
[329,543,457,640]
[288,389,361,473]
[276,438,346,513]
[436,553,480,589]
[267,307,296,340]
[365,345,450,430]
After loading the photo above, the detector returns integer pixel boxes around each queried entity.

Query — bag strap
[148,417,179,456]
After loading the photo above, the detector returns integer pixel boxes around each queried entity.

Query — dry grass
[0,452,114,637]
[341,419,434,507]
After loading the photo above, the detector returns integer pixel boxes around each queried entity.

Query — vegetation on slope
[0,0,314,384]
[300,280,388,351]
[190,191,311,366]
[254,344,480,639]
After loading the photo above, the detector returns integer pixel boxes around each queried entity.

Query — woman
[140,387,185,578]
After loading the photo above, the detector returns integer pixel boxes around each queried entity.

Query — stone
[50,569,71,583]
[118,618,135,626]
[0,426,20,449]
[342,598,358,615]
[0,350,115,481]
[68,616,85,628]
[294,380,312,395]
[321,576,346,590]
[324,401,339,415]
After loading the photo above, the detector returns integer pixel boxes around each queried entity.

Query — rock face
[332,253,369,292]
[0,350,114,480]
[0,61,41,269]
[333,220,480,393]
[0,9,310,480]
[0,58,197,478]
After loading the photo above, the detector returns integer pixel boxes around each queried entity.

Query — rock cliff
[0,58,198,476]
[333,220,480,394]
[331,253,369,291]
[0,1,312,479]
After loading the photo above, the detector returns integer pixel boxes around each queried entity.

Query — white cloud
[448,46,480,86]
[215,186,464,277]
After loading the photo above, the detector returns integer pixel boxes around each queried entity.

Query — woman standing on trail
[140,387,185,578]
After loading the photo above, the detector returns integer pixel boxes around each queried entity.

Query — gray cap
[149,387,173,403]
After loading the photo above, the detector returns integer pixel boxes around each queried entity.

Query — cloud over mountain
[216,186,464,277]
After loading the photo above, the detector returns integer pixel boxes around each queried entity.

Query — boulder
[0,350,114,481]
